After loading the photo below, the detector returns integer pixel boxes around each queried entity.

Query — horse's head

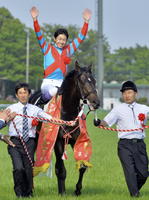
[75,61,100,110]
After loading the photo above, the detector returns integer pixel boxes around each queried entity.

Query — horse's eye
[88,78,91,82]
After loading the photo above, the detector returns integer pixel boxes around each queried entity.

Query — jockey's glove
[94,119,101,126]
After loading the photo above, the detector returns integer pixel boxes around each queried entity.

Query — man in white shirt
[7,82,75,198]
[94,81,149,197]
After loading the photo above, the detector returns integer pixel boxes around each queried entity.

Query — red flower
[32,119,38,127]
[138,113,146,122]
[63,56,71,65]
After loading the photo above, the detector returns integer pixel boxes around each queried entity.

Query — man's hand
[0,108,11,121]
[68,121,76,127]
[30,6,39,21]
[83,8,92,23]
[5,111,17,124]
[94,119,101,126]
[3,135,15,147]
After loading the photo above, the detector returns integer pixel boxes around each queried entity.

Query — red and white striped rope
[16,106,84,124]
[11,105,84,176]
[12,119,34,171]
[74,107,84,122]
[16,114,71,125]
[97,125,149,132]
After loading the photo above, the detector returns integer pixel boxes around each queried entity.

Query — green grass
[0,100,14,104]
[1,110,149,199]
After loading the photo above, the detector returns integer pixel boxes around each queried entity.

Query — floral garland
[32,119,39,127]
[138,113,146,132]
[138,113,146,122]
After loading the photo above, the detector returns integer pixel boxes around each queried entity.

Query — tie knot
[129,104,134,109]
[23,106,27,114]
[23,106,27,110]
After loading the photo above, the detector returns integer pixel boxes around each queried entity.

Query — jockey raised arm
[30,6,92,108]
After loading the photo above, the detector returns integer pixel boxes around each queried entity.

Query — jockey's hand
[83,8,92,23]
[69,121,76,126]
[30,6,39,21]
[3,135,15,147]
[94,119,101,126]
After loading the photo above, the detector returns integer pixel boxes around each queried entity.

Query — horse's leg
[73,167,86,196]
[54,139,66,196]
[69,141,86,196]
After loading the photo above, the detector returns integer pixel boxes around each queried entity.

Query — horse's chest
[58,125,80,142]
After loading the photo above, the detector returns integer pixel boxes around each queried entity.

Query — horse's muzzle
[90,100,100,110]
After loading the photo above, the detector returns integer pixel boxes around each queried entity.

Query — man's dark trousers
[8,137,35,197]
[118,139,148,197]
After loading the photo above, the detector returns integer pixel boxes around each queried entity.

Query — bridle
[55,68,97,117]
[76,70,97,103]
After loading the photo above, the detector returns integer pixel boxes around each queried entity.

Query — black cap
[120,81,137,93]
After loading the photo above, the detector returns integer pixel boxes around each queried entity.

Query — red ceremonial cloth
[74,114,93,171]
[34,95,61,176]
[74,114,92,162]
[34,95,93,176]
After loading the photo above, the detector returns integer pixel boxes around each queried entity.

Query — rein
[97,125,149,132]
[16,114,71,125]
[12,106,84,163]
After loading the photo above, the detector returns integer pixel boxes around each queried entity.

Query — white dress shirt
[104,102,149,139]
[7,102,52,138]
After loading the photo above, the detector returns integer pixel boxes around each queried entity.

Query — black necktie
[22,106,29,142]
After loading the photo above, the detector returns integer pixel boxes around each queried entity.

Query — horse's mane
[57,69,76,96]
[57,66,92,96]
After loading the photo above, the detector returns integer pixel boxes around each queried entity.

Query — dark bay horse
[29,61,100,196]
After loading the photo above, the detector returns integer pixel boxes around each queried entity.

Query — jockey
[30,6,92,108]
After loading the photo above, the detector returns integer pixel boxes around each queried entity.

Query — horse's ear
[88,62,92,72]
[75,61,80,72]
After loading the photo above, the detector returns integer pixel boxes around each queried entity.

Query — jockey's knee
[49,87,58,96]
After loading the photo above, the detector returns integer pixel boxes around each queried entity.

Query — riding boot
[35,92,52,108]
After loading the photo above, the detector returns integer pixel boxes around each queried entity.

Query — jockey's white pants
[41,79,63,96]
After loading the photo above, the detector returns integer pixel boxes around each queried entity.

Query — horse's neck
[61,95,80,119]
[62,95,79,109]
[59,75,81,119]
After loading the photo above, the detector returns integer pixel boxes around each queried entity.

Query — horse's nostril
[91,101,100,109]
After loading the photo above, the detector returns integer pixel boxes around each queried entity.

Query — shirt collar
[124,102,136,107]
[54,44,63,50]
[18,101,29,110]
